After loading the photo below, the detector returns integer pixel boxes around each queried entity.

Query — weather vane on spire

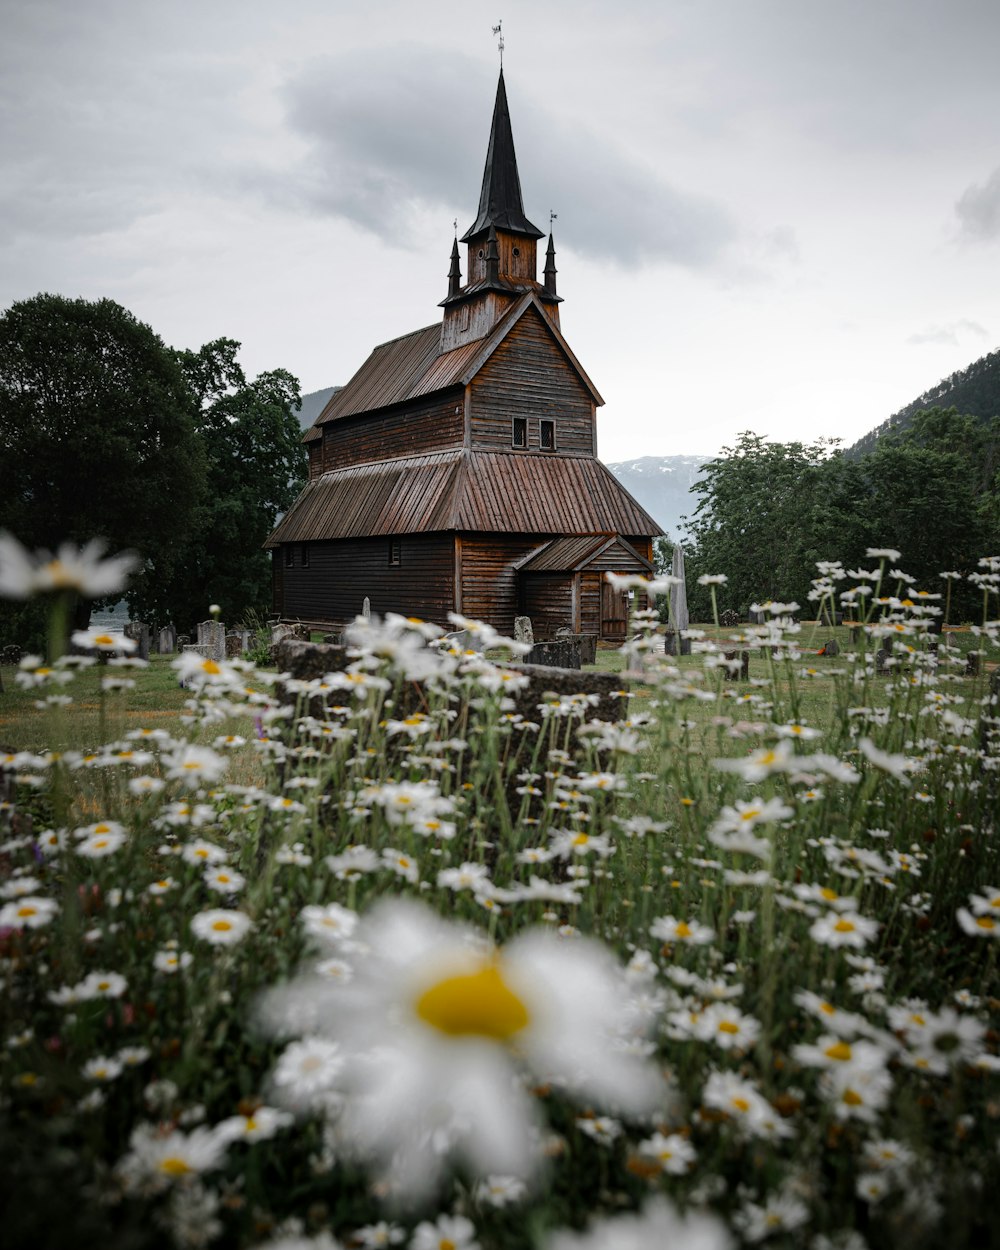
[550,210,558,231]
[493,20,504,67]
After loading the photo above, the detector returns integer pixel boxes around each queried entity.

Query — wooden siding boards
[307,293,602,435]
[322,392,464,472]
[460,536,540,632]
[280,535,455,627]
[469,305,595,454]
[521,574,575,637]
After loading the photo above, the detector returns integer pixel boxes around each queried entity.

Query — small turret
[447,237,462,300]
[544,232,558,298]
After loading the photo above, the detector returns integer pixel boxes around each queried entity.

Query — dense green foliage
[681,410,1000,620]
[0,294,206,644]
[0,298,306,646]
[130,338,306,634]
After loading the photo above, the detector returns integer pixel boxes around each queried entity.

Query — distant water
[89,600,130,634]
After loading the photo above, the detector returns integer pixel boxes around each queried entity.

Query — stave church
[266,70,662,641]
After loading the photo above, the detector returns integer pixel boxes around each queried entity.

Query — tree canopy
[682,411,1000,621]
[0,296,307,646]
[0,294,206,640]
[132,338,306,632]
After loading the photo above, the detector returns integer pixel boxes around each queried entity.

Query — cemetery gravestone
[124,622,150,661]
[514,616,534,645]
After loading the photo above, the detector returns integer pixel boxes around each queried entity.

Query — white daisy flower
[115,1123,229,1193]
[214,1106,293,1143]
[545,1197,732,1250]
[191,909,253,946]
[0,896,59,928]
[154,949,193,974]
[256,899,664,1199]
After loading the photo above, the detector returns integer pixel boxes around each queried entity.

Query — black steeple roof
[461,71,544,243]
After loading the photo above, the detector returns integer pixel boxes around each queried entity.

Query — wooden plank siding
[322,390,464,472]
[460,536,543,633]
[278,535,456,629]
[521,574,576,637]
[469,306,596,455]
[580,571,602,637]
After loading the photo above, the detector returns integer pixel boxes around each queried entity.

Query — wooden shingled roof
[307,293,603,433]
[514,535,654,574]
[265,450,662,547]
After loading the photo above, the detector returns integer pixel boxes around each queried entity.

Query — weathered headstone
[176,634,191,650]
[663,632,692,657]
[225,632,245,659]
[966,651,981,677]
[514,616,534,645]
[124,621,150,661]
[526,639,582,669]
[722,649,750,681]
[818,638,839,657]
[875,648,890,674]
[748,607,766,625]
[157,625,176,655]
[199,620,226,663]
[362,597,371,621]
[669,545,690,633]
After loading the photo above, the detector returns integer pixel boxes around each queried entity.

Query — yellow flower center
[415,961,529,1041]
[718,1020,740,1034]
[43,559,76,588]
[17,905,38,917]
[202,659,221,674]
[824,1041,852,1062]
[730,1096,751,1113]
[833,919,856,933]
[675,922,693,939]
[440,1240,456,1250]
[741,809,760,821]
[976,916,996,931]
[244,1117,258,1132]
[572,834,590,847]
[94,634,114,646]
[159,1157,192,1176]
[842,1088,863,1106]
[820,888,838,901]
[212,920,233,932]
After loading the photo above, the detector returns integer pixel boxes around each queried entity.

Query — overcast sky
[4,0,1000,460]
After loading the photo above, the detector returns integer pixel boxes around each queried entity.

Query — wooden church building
[266,71,662,640]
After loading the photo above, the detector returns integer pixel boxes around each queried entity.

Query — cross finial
[492,20,504,67]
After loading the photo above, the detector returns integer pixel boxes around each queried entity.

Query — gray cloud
[267,47,737,270]
[906,320,988,346]
[955,166,1000,242]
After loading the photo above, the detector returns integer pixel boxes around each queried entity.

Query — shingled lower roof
[265,450,662,547]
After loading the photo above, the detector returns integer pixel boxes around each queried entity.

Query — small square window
[512,417,527,449]
[540,419,555,450]
[389,539,402,567]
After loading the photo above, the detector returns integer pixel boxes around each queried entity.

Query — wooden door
[600,579,629,640]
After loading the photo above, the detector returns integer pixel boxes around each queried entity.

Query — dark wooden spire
[447,237,462,299]
[461,70,543,243]
[544,232,558,299]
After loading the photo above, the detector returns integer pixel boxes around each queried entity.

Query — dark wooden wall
[320,390,465,473]
[580,571,602,637]
[521,573,576,637]
[459,536,542,632]
[276,535,455,627]
[469,307,596,455]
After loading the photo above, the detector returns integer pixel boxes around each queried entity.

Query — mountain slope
[295,386,341,433]
[849,347,1000,456]
[604,455,709,539]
